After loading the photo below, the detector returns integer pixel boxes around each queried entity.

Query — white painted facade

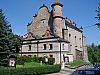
[21,0,88,64]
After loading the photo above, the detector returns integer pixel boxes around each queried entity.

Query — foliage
[16,56,33,65]
[65,60,84,68]
[12,35,22,53]
[0,63,61,75]
[23,62,44,67]
[0,9,22,66]
[48,58,55,65]
[87,43,100,65]
[95,3,100,28]
[16,56,55,65]
[0,9,14,66]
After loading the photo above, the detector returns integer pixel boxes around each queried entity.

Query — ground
[47,68,75,75]
[47,64,93,75]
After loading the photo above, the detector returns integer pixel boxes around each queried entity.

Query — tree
[87,43,100,65]
[0,9,14,66]
[95,3,100,28]
[12,35,22,53]
[0,9,23,66]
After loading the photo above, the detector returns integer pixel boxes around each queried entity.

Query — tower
[51,0,63,38]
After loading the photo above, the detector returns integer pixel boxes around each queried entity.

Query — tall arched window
[75,36,77,47]
[69,34,71,37]
[69,33,71,40]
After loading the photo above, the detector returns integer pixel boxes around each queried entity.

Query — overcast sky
[0,0,100,45]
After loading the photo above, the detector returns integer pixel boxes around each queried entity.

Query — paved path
[47,65,93,75]
[47,64,93,75]
[47,68,75,75]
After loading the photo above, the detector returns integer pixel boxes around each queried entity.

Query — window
[75,36,77,47]
[69,34,71,37]
[34,55,36,57]
[28,45,31,51]
[75,36,76,38]
[49,44,53,50]
[62,44,64,50]
[50,55,53,57]
[79,38,81,40]
[55,29,56,32]
[43,44,46,50]
[43,21,44,23]
[28,55,32,57]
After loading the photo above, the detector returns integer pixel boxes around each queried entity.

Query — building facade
[21,0,88,64]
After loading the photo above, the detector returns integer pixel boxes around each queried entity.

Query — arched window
[50,55,53,57]
[75,36,77,47]
[75,36,76,38]
[28,44,31,51]
[69,34,71,37]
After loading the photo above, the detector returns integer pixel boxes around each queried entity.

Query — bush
[0,64,61,75]
[16,56,55,65]
[0,58,8,67]
[48,58,55,65]
[16,56,34,65]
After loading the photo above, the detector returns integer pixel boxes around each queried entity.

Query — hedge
[0,64,61,75]
[16,56,33,65]
[16,56,55,65]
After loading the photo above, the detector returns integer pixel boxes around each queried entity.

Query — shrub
[0,64,61,75]
[16,56,55,65]
[16,56,33,65]
[48,58,55,65]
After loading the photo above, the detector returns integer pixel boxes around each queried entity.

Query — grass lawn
[16,65,23,68]
[16,62,51,68]
[24,62,46,67]
[65,60,85,68]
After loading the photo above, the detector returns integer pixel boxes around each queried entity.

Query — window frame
[28,44,31,51]
[49,44,53,50]
[43,44,46,50]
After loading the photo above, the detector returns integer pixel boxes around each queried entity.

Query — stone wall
[27,6,51,37]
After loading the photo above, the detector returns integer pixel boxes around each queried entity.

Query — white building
[21,0,88,64]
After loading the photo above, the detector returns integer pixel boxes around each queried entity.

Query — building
[21,0,88,64]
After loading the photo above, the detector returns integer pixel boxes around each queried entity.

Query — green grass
[23,62,46,67]
[65,60,84,68]
[16,65,23,68]
[16,62,49,68]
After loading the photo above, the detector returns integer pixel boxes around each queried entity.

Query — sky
[0,0,100,45]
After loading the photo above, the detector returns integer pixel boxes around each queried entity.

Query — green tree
[95,3,100,28]
[87,43,100,65]
[0,9,23,66]
[96,45,100,62]
[0,9,14,66]
[12,35,22,53]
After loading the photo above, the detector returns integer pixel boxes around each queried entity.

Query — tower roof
[54,0,59,3]
[51,0,63,7]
